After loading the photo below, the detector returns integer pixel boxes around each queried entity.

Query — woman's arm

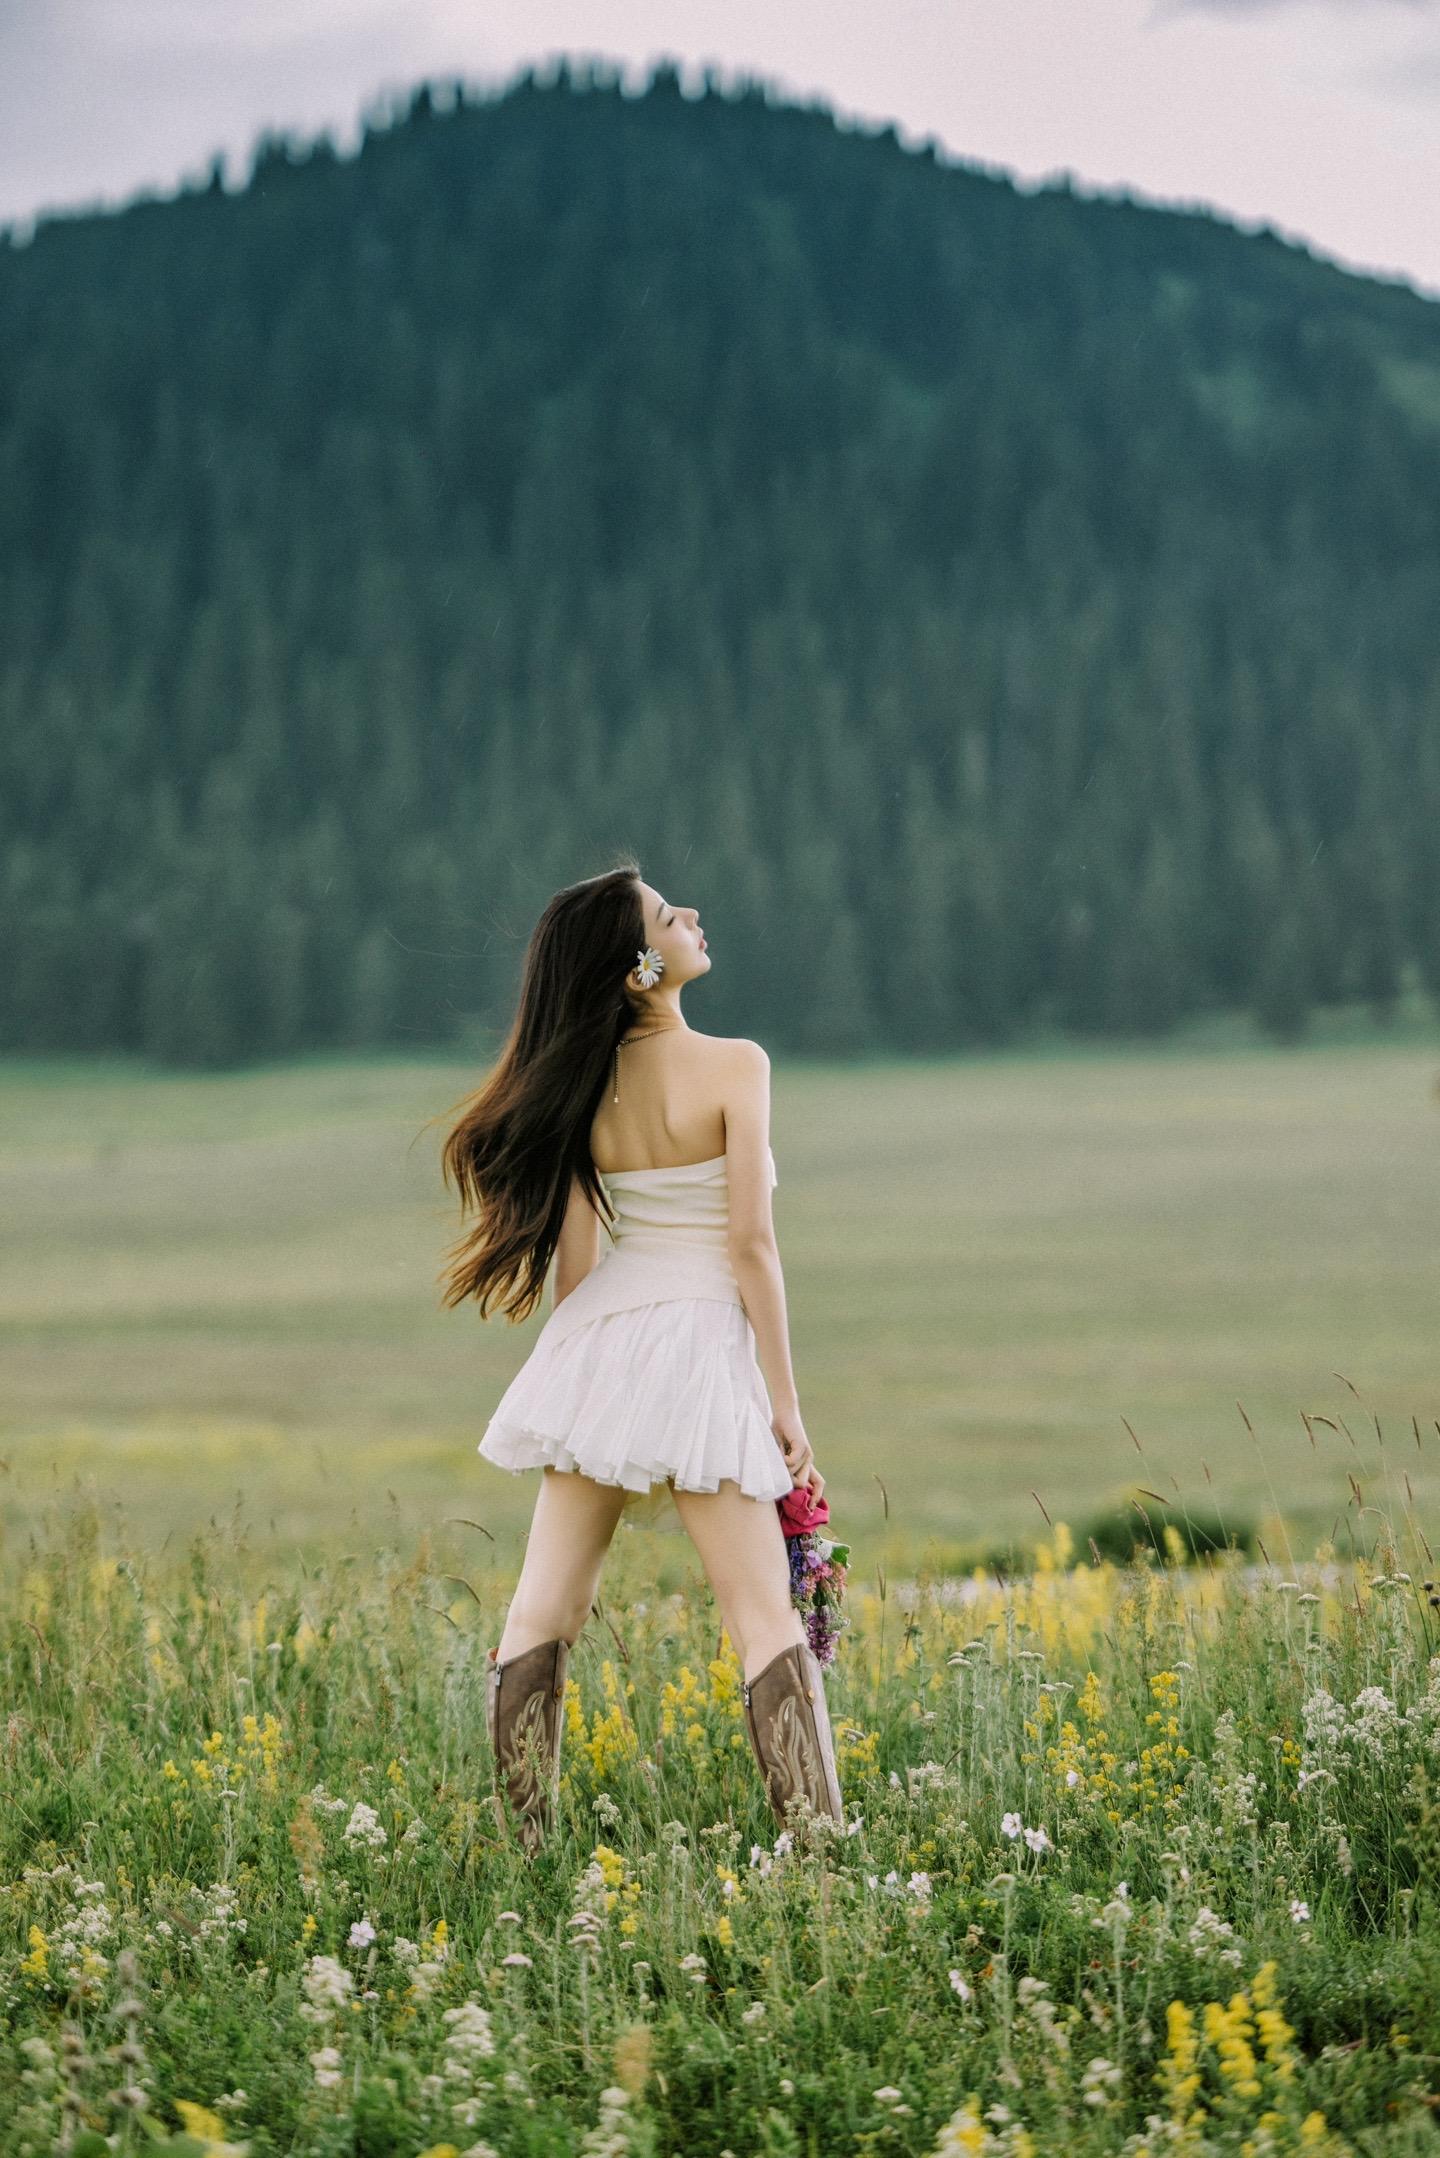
[721,1040,799,1413]
[553,1172,603,1307]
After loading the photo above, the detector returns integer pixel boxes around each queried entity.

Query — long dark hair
[435,860,647,1323]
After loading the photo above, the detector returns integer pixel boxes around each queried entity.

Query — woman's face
[633,880,710,989]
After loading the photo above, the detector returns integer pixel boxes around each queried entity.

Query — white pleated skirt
[478,1288,795,1532]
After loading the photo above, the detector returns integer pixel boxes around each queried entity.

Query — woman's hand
[771,1405,824,1501]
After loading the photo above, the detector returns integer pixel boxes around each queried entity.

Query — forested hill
[4,61,1440,1067]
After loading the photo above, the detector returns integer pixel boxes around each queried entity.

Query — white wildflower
[1099,1882,1133,1926]
[194,1883,247,1941]
[1017,1973,1071,2058]
[580,2088,632,2156]
[299,1954,355,2024]
[1081,2056,1123,2109]
[342,1801,388,1849]
[1348,1686,1402,1762]
[309,2043,343,2090]
[1187,1906,1244,1967]
[439,2002,499,2130]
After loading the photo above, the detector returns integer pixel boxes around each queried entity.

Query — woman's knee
[507,1469,626,1639]
[507,1579,593,1645]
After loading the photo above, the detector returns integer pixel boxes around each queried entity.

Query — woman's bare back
[589,1029,739,1174]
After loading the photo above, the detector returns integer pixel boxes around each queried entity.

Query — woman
[437,859,844,1851]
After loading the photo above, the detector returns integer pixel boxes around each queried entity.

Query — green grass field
[5,1468,1440,2152]
[6,1027,1440,2152]
[3,1026,1439,1576]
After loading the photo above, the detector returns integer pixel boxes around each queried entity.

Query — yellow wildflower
[593,1845,626,1889]
[1204,1991,1262,2102]
[172,2101,247,2153]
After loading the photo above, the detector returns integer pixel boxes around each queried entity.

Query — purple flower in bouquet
[776,1487,850,1665]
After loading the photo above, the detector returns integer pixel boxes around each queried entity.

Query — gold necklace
[611,1025,681,1101]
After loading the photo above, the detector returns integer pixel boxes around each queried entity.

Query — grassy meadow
[4,1026,1440,2152]
[3,1025,1440,1569]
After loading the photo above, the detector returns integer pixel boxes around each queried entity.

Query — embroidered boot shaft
[485,1636,570,1852]
[741,1639,845,1829]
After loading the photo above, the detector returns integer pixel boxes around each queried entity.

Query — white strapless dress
[476,1146,794,1532]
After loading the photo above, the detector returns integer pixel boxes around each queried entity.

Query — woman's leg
[496,1465,630,1659]
[673,1479,843,1828]
[669,1479,805,1680]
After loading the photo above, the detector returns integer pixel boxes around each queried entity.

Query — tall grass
[4,1422,1440,2155]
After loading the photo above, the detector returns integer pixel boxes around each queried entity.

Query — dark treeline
[4,59,1440,1067]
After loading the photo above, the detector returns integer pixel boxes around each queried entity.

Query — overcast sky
[2,0,1437,300]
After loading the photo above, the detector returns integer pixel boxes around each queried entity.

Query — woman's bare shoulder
[686,1034,768,1109]
[686,1030,768,1064]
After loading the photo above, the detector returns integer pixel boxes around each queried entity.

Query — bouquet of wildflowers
[776,1486,850,1666]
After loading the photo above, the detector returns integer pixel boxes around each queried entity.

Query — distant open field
[3,1018,1439,1579]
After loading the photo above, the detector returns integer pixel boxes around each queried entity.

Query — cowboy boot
[485,1635,570,1852]
[742,1638,845,1830]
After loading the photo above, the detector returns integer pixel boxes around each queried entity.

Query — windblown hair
[435,861,647,1323]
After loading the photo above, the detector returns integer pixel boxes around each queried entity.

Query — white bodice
[539,1146,778,1343]
[599,1145,777,1261]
